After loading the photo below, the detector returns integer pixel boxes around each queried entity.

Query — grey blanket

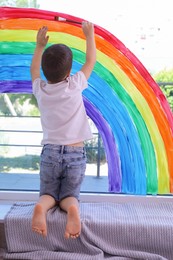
[4,202,173,260]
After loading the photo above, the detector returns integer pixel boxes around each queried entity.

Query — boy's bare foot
[64,205,81,239]
[32,204,47,237]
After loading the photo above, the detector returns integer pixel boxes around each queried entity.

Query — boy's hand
[36,26,49,48]
[30,26,49,82]
[82,21,94,39]
[80,21,96,80]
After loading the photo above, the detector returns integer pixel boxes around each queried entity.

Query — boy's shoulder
[69,71,88,90]
[32,78,46,95]
[70,71,87,82]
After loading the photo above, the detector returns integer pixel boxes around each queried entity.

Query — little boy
[30,21,96,239]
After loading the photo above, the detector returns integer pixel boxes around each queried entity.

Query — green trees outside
[0,94,39,116]
[153,69,173,111]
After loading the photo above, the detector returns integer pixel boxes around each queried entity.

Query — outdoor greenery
[85,136,106,164]
[0,154,39,172]
[153,69,173,111]
[0,94,39,116]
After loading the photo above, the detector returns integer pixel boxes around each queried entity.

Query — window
[1,1,173,203]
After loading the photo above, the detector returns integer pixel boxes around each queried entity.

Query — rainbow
[1,7,173,195]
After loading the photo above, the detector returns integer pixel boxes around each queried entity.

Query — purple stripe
[84,97,121,192]
[0,80,32,93]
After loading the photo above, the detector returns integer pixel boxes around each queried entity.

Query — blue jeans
[39,144,86,201]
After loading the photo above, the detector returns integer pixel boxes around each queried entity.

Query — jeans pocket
[66,161,86,187]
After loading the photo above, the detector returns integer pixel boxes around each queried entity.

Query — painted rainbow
[0,7,173,195]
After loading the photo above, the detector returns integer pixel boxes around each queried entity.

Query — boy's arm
[30,26,49,83]
[81,21,96,80]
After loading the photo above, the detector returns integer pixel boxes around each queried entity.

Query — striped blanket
[4,202,173,259]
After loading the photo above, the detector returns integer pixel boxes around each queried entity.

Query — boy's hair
[41,44,73,83]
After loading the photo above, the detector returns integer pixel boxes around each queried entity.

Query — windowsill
[1,190,173,204]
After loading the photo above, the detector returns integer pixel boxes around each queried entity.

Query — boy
[30,21,96,239]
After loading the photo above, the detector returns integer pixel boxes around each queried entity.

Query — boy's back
[32,71,92,145]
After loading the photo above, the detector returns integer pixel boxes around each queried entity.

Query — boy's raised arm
[81,21,96,80]
[30,26,49,83]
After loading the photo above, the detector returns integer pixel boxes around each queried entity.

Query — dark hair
[41,44,73,83]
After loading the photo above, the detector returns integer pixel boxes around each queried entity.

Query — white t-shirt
[32,71,92,145]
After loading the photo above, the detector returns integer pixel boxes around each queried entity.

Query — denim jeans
[39,144,86,201]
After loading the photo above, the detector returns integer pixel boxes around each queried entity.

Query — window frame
[0,190,172,204]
